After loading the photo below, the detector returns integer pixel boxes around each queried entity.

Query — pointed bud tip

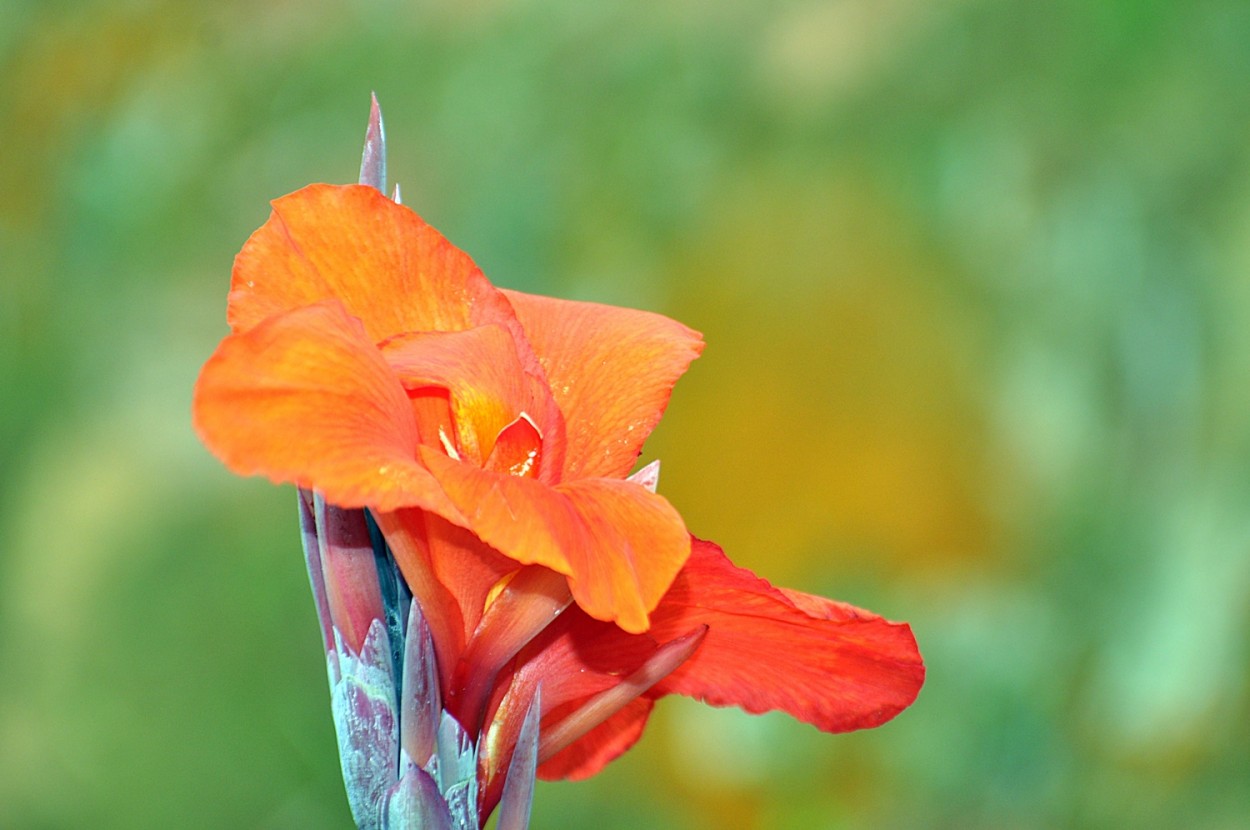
[496,686,541,830]
[628,460,661,493]
[359,93,387,192]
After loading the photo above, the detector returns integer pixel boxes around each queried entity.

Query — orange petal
[381,325,559,469]
[416,448,691,633]
[483,414,544,479]
[228,184,519,342]
[193,299,457,514]
[646,539,925,733]
[452,566,572,729]
[373,507,525,686]
[404,386,457,452]
[501,289,704,480]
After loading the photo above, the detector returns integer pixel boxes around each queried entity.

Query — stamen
[438,426,461,460]
[510,449,538,478]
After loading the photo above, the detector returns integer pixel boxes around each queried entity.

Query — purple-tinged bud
[384,763,453,830]
[400,599,442,769]
[359,92,386,193]
[496,687,541,830]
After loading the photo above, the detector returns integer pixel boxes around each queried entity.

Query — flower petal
[646,539,925,733]
[495,608,678,782]
[381,325,559,470]
[372,509,475,679]
[507,609,658,714]
[228,184,518,342]
[417,449,691,633]
[501,290,703,480]
[536,698,654,782]
[193,299,457,514]
[478,612,657,810]
[536,626,704,766]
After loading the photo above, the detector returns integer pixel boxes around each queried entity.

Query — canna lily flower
[197,177,696,634]
[192,98,923,828]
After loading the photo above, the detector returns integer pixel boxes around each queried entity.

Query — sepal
[496,687,541,830]
[331,620,400,828]
[360,92,386,193]
[383,762,453,830]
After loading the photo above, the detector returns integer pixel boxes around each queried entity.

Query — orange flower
[193,176,924,824]
[194,183,702,639]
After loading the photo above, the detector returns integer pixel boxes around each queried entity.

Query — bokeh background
[4,1,1249,827]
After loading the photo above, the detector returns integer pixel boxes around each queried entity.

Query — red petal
[192,300,456,514]
[514,611,656,711]
[537,698,654,781]
[536,625,704,766]
[452,566,572,729]
[495,610,690,782]
[417,449,691,633]
[228,184,518,342]
[646,539,925,733]
[483,414,543,480]
[501,290,703,480]
[478,611,656,804]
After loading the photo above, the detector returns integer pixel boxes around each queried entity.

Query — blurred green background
[4,1,1249,827]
